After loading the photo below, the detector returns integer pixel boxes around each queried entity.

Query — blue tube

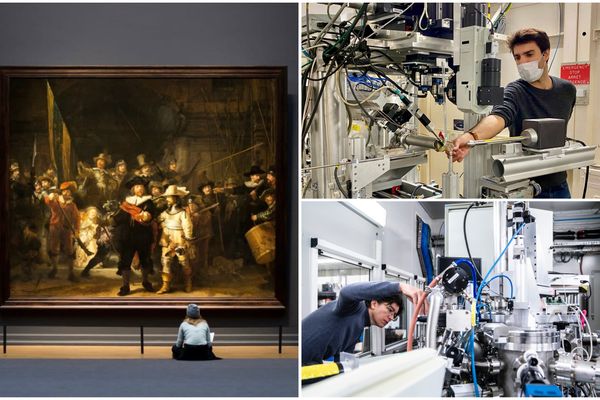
[483,274,514,299]
[477,223,525,301]
[452,258,478,297]
[470,328,479,397]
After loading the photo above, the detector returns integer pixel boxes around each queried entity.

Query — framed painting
[0,66,287,314]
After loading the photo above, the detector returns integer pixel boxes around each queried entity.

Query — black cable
[343,67,407,134]
[583,166,590,199]
[567,137,590,198]
[357,5,369,42]
[463,202,484,281]
[369,66,440,141]
[473,7,494,34]
[305,61,345,82]
[567,137,586,146]
[369,50,420,88]
[323,4,368,62]
[302,61,338,145]
[410,183,424,199]
[334,166,349,198]
[368,66,411,95]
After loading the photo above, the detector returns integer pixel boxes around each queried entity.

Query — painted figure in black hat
[244,165,267,201]
[111,176,157,296]
[135,154,162,183]
[266,165,276,191]
[198,180,224,258]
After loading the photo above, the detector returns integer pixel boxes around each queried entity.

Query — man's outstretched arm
[451,115,506,162]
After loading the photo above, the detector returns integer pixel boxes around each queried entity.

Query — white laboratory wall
[301,201,381,318]
[499,3,562,87]
[446,204,498,276]
[379,201,442,277]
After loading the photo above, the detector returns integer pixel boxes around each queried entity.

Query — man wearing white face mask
[451,28,576,198]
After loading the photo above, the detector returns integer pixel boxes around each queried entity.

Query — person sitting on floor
[172,303,221,361]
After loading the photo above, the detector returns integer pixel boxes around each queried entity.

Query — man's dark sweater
[301,281,400,366]
[490,76,576,190]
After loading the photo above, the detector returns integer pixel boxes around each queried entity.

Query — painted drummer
[251,188,275,224]
[248,188,276,290]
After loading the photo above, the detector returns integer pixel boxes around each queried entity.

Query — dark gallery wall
[0,3,298,345]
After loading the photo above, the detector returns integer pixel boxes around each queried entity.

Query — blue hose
[483,274,514,299]
[470,328,479,397]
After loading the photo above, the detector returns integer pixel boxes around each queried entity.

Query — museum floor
[0,344,297,358]
[0,346,299,397]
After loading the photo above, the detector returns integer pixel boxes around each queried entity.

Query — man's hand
[399,283,426,306]
[447,133,473,163]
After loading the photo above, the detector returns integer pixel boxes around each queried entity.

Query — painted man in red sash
[112,176,157,296]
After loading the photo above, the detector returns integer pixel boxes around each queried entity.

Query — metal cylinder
[403,134,444,151]
[426,289,444,349]
[521,128,538,147]
[550,354,600,389]
[498,329,560,397]
[492,145,596,182]
[499,329,561,353]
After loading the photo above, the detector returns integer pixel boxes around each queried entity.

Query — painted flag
[46,81,72,181]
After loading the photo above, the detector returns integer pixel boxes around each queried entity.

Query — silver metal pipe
[403,134,444,151]
[550,354,600,389]
[426,289,444,349]
[492,145,597,183]
[468,136,526,147]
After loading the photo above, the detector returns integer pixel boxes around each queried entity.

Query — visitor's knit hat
[186,303,200,318]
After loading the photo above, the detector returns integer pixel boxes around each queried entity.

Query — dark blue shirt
[491,76,576,188]
[301,281,400,365]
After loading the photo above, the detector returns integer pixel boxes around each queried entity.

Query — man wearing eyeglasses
[302,281,426,366]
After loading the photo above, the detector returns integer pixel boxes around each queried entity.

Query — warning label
[560,63,591,85]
